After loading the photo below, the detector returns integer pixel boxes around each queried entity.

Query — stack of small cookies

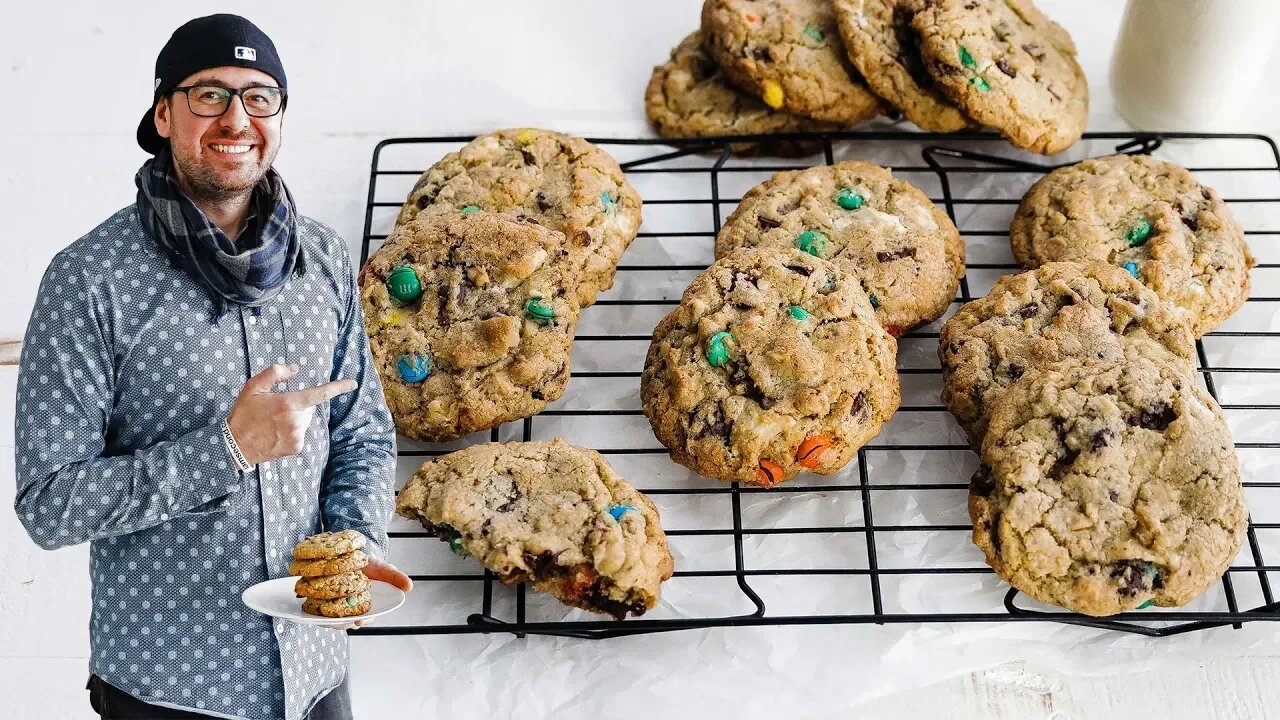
[940,154,1255,617]
[290,530,373,619]
[359,128,642,443]
[646,0,1087,155]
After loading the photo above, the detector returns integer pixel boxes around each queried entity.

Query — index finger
[282,379,358,408]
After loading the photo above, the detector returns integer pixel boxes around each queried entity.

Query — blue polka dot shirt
[14,205,397,720]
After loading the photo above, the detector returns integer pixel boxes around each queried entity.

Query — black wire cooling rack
[354,130,1280,639]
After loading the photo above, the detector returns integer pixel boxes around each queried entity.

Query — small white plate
[241,577,406,626]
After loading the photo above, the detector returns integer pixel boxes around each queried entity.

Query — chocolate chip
[785,263,813,276]
[1128,403,1177,431]
[1022,43,1045,60]
[758,215,782,230]
[996,58,1016,77]
[1110,561,1157,597]
[531,389,546,401]
[851,391,868,419]
[1202,188,1213,201]
[1108,490,1119,503]
[970,465,995,496]
[536,193,553,212]
[931,61,963,77]
[416,195,433,210]
[691,54,718,81]
[496,484,524,513]
[576,230,591,247]
[1091,428,1116,451]
[876,248,917,262]
[520,149,536,165]
[695,405,731,441]
[1060,294,1075,307]
[751,46,772,62]
[1051,416,1068,442]
[1017,304,1039,319]
[436,285,450,325]
[523,550,557,575]
[1182,214,1199,232]
[1006,363,1024,380]
[1117,294,1140,305]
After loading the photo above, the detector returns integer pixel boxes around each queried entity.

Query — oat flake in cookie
[715,161,964,335]
[913,0,1086,154]
[642,248,899,487]
[700,0,884,125]
[938,261,1196,447]
[395,128,642,308]
[1010,154,1254,337]
[832,0,972,132]
[971,354,1246,617]
[645,31,841,156]
[360,211,581,442]
[395,439,675,619]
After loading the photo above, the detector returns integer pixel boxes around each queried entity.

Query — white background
[3,2,1280,719]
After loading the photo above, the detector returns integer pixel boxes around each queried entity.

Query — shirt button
[248,315,257,325]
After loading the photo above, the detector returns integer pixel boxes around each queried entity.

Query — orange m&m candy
[795,435,831,469]
[755,459,783,487]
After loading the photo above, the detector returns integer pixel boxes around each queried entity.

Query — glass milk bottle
[1111,0,1280,131]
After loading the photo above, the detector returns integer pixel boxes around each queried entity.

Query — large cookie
[700,0,885,125]
[645,31,841,156]
[832,0,971,132]
[360,211,581,442]
[939,261,1196,447]
[395,439,675,619]
[642,247,900,487]
[395,128,642,308]
[913,0,1086,154]
[971,354,1247,616]
[1010,154,1255,337]
[292,530,366,560]
[715,161,964,335]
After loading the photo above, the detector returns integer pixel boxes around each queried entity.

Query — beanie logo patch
[234,46,257,61]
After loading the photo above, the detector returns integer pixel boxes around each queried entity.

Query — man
[13,14,410,720]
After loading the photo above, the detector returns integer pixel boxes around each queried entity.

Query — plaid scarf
[135,150,305,322]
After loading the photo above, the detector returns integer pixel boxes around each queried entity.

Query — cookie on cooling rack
[971,353,1246,617]
[395,439,675,619]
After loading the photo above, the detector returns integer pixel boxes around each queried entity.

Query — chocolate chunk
[1128,403,1177,431]
[1049,445,1080,480]
[876,248,917,262]
[1022,43,1045,60]
[851,390,869,419]
[1182,214,1199,232]
[758,215,782,230]
[970,465,995,496]
[1117,294,1140,305]
[1110,561,1156,597]
[785,263,813,276]
[523,550,557,575]
[1006,363,1024,380]
[536,193,553,212]
[695,405,731,441]
[1108,490,1119,503]
[1059,294,1075,307]
[691,54,717,81]
[496,483,524,513]
[520,149,536,165]
[931,61,963,77]
[996,58,1016,78]
[416,195,434,210]
[1091,428,1116,451]
[1017,303,1039,319]
[751,46,771,62]
[576,229,591,247]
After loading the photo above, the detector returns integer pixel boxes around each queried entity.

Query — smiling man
[14,14,408,720]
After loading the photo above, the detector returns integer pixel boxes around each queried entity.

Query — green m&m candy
[787,305,810,321]
[524,297,556,325]
[459,205,482,214]
[1127,219,1153,247]
[795,230,828,257]
[837,187,864,210]
[387,266,422,303]
[706,331,733,367]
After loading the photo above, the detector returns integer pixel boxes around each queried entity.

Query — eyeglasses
[172,85,287,118]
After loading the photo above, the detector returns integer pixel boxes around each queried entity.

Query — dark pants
[87,675,352,720]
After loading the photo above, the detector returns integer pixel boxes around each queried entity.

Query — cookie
[1010,154,1255,337]
[832,0,972,132]
[715,161,964,335]
[288,551,370,578]
[394,128,642,308]
[395,439,675,619]
[360,211,581,442]
[939,261,1197,447]
[971,354,1247,616]
[645,31,841,156]
[700,0,885,125]
[642,247,900,487]
[294,571,372,600]
[292,530,367,560]
[913,0,1086,154]
[302,591,373,619]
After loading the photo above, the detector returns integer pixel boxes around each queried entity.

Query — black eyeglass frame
[170,85,289,118]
